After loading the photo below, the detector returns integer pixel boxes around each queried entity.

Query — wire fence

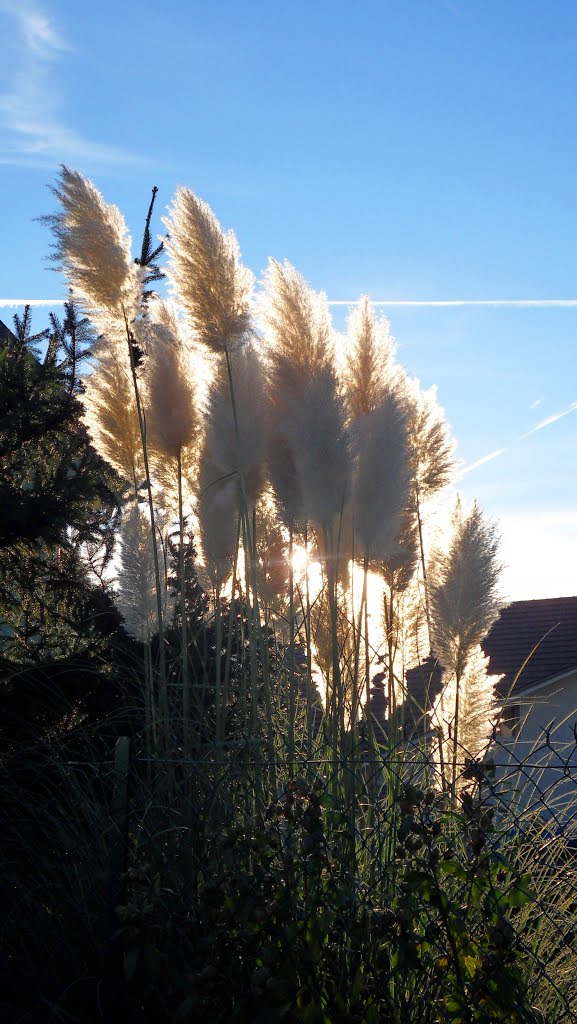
[2,729,577,1022]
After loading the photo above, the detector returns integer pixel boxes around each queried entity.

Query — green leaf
[438,859,467,882]
[463,954,478,978]
[508,873,535,908]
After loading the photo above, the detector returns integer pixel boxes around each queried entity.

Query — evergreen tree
[0,305,132,746]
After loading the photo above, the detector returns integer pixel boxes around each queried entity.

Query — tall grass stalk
[123,310,169,747]
[176,451,190,750]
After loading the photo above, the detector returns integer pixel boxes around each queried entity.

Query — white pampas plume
[402,378,456,501]
[203,342,268,508]
[197,459,239,586]
[285,365,352,532]
[260,259,342,530]
[164,188,253,353]
[46,166,141,328]
[254,499,290,608]
[351,390,411,561]
[265,410,304,530]
[139,298,199,497]
[82,351,144,489]
[345,296,396,420]
[381,512,420,593]
[116,502,173,640]
[429,499,502,680]
[432,645,502,774]
[46,168,146,485]
[260,258,333,400]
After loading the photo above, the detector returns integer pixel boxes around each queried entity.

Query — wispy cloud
[0,0,141,167]
[2,0,69,55]
[328,299,577,308]
[529,397,543,410]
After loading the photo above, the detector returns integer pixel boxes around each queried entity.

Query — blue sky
[1,0,576,600]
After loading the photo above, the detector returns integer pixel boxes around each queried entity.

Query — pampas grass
[202,342,268,510]
[27,171,577,1022]
[45,167,506,784]
[46,166,142,329]
[116,501,173,641]
[164,187,254,354]
[285,364,352,535]
[197,458,239,587]
[81,349,144,493]
[140,299,198,466]
[345,295,396,420]
[260,258,333,397]
[431,644,503,785]
[139,298,199,516]
[265,412,305,531]
[351,390,411,562]
[261,260,350,535]
[403,378,456,501]
[429,498,503,791]
[429,499,502,680]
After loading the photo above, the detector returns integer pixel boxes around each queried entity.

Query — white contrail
[0,299,66,307]
[328,299,577,308]
[460,400,577,477]
[4,298,577,310]
[458,448,508,477]
[518,400,577,439]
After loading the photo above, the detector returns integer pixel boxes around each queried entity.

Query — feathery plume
[116,502,173,640]
[82,351,144,489]
[402,378,456,501]
[345,296,396,420]
[429,499,502,680]
[432,645,502,778]
[254,499,290,609]
[265,411,304,530]
[203,342,268,508]
[139,299,199,497]
[260,258,333,401]
[260,259,345,531]
[284,365,352,533]
[351,390,411,561]
[164,188,253,353]
[381,510,420,594]
[197,459,239,586]
[46,166,142,327]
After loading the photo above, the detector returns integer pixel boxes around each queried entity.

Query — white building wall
[494,670,577,823]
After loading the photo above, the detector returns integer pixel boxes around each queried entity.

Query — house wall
[494,670,577,823]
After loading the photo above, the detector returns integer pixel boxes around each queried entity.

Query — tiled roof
[482,597,577,696]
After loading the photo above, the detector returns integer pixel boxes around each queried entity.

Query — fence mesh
[2,729,577,1022]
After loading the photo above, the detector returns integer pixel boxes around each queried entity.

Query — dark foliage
[0,306,135,749]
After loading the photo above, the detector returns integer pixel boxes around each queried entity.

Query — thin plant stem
[452,668,462,799]
[222,515,242,742]
[177,452,190,752]
[123,309,168,747]
[415,482,432,651]
[214,582,223,747]
[288,525,295,775]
